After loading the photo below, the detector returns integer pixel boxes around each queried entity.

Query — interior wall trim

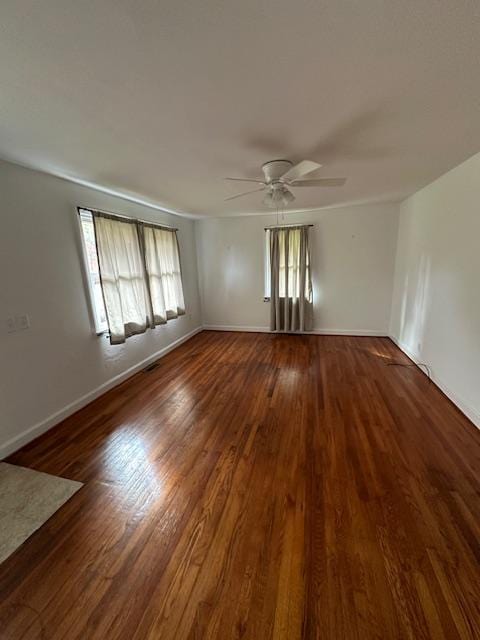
[0,326,204,460]
[389,335,480,430]
[203,324,388,336]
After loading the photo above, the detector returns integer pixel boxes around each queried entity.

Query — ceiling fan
[225,159,346,208]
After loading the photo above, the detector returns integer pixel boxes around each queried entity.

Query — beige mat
[0,462,82,564]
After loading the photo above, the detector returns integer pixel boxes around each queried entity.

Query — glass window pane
[79,209,108,333]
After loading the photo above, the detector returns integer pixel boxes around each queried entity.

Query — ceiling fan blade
[290,178,347,187]
[280,160,322,182]
[224,187,265,201]
[225,177,265,184]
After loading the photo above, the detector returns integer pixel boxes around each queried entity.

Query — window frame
[76,208,109,336]
[264,228,271,301]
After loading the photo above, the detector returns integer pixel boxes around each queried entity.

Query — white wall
[196,203,399,334]
[390,152,480,428]
[0,161,202,457]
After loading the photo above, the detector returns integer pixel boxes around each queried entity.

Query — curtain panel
[269,225,313,332]
[92,211,185,344]
[141,223,186,324]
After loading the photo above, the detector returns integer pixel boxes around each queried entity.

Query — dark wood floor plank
[0,331,479,639]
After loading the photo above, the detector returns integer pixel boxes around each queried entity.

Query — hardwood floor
[1,331,479,639]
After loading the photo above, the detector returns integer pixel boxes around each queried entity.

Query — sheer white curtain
[270,225,313,332]
[93,213,152,344]
[141,224,185,323]
[92,212,185,344]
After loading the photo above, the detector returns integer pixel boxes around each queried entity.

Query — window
[142,224,185,322]
[264,227,311,299]
[264,228,272,299]
[78,208,185,344]
[78,209,108,334]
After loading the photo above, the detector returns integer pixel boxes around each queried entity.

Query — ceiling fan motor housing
[262,159,293,183]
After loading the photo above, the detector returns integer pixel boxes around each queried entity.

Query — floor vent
[144,362,159,372]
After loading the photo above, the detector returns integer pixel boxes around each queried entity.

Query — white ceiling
[1,1,479,218]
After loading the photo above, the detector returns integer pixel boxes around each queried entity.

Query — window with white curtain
[143,225,185,323]
[266,225,313,332]
[264,227,312,299]
[78,208,185,344]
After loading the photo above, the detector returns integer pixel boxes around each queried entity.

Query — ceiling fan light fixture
[271,189,285,204]
[263,191,275,208]
[263,186,295,208]
[282,189,295,205]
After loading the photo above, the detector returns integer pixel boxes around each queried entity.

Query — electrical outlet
[6,316,16,333]
[15,314,30,331]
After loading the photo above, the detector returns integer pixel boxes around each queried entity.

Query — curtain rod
[77,206,178,231]
[264,223,314,230]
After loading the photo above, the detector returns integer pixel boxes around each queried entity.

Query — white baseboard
[389,335,480,430]
[310,328,388,336]
[203,324,388,337]
[203,324,270,333]
[0,326,203,460]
